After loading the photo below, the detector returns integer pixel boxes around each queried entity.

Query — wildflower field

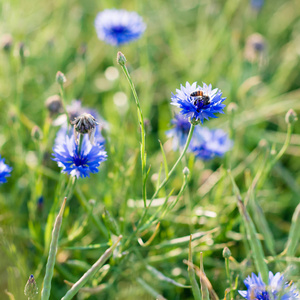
[1,0,300,299]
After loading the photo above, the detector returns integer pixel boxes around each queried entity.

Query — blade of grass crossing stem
[159,140,169,179]
[136,278,167,300]
[188,235,201,300]
[285,203,300,257]
[41,197,67,300]
[228,170,269,284]
[61,235,122,300]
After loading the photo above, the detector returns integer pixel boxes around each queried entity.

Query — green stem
[225,258,234,300]
[124,124,195,248]
[59,84,71,126]
[41,198,67,300]
[61,235,122,300]
[120,64,147,207]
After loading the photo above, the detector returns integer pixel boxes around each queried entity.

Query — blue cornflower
[166,114,191,150]
[251,0,264,11]
[171,82,226,124]
[189,127,232,160]
[239,272,299,300]
[0,155,12,184]
[94,9,146,46]
[52,129,107,178]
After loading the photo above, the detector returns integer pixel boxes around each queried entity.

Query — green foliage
[0,0,300,299]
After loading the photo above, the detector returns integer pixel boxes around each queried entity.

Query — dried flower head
[95,9,146,46]
[71,113,98,145]
[45,94,63,116]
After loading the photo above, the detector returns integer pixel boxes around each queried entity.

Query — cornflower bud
[117,51,126,66]
[71,113,98,145]
[56,71,66,85]
[285,109,298,125]
[31,126,43,141]
[183,167,190,176]
[24,274,38,300]
[222,247,231,258]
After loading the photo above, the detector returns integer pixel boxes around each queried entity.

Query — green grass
[0,0,300,299]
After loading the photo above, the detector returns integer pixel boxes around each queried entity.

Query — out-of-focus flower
[95,9,146,46]
[251,0,264,11]
[0,155,12,184]
[239,272,299,300]
[171,82,226,124]
[56,71,66,85]
[45,95,63,116]
[166,114,191,150]
[189,127,232,160]
[244,33,267,66]
[52,128,107,178]
[1,33,13,52]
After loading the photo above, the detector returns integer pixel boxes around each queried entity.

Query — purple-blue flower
[52,129,107,178]
[189,127,232,160]
[166,114,191,150]
[0,155,12,184]
[171,82,226,124]
[239,272,299,300]
[94,9,146,46]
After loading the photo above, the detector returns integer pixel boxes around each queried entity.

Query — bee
[190,90,211,107]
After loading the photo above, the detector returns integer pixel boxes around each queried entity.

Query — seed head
[117,51,126,66]
[71,113,98,145]
[45,94,63,116]
[24,274,38,299]
[56,71,66,85]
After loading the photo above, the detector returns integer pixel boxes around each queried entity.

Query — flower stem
[120,63,147,207]
[59,84,71,126]
[41,197,67,300]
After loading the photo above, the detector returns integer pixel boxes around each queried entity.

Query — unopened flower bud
[189,117,200,126]
[56,71,66,85]
[45,94,63,116]
[227,102,238,114]
[103,207,120,236]
[1,34,13,52]
[24,274,38,299]
[183,167,190,176]
[285,109,298,125]
[31,126,43,141]
[222,247,231,258]
[117,51,126,66]
[71,113,98,145]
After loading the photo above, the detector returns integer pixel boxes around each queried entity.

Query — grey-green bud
[56,71,66,85]
[222,247,231,258]
[117,51,126,66]
[183,167,190,176]
[24,275,38,299]
[285,109,298,125]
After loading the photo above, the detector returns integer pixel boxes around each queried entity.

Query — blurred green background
[0,0,300,299]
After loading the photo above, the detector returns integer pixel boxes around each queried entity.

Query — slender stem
[149,124,195,208]
[120,64,147,207]
[225,258,234,300]
[124,124,195,248]
[59,84,71,126]
[61,235,123,300]
[41,197,67,300]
